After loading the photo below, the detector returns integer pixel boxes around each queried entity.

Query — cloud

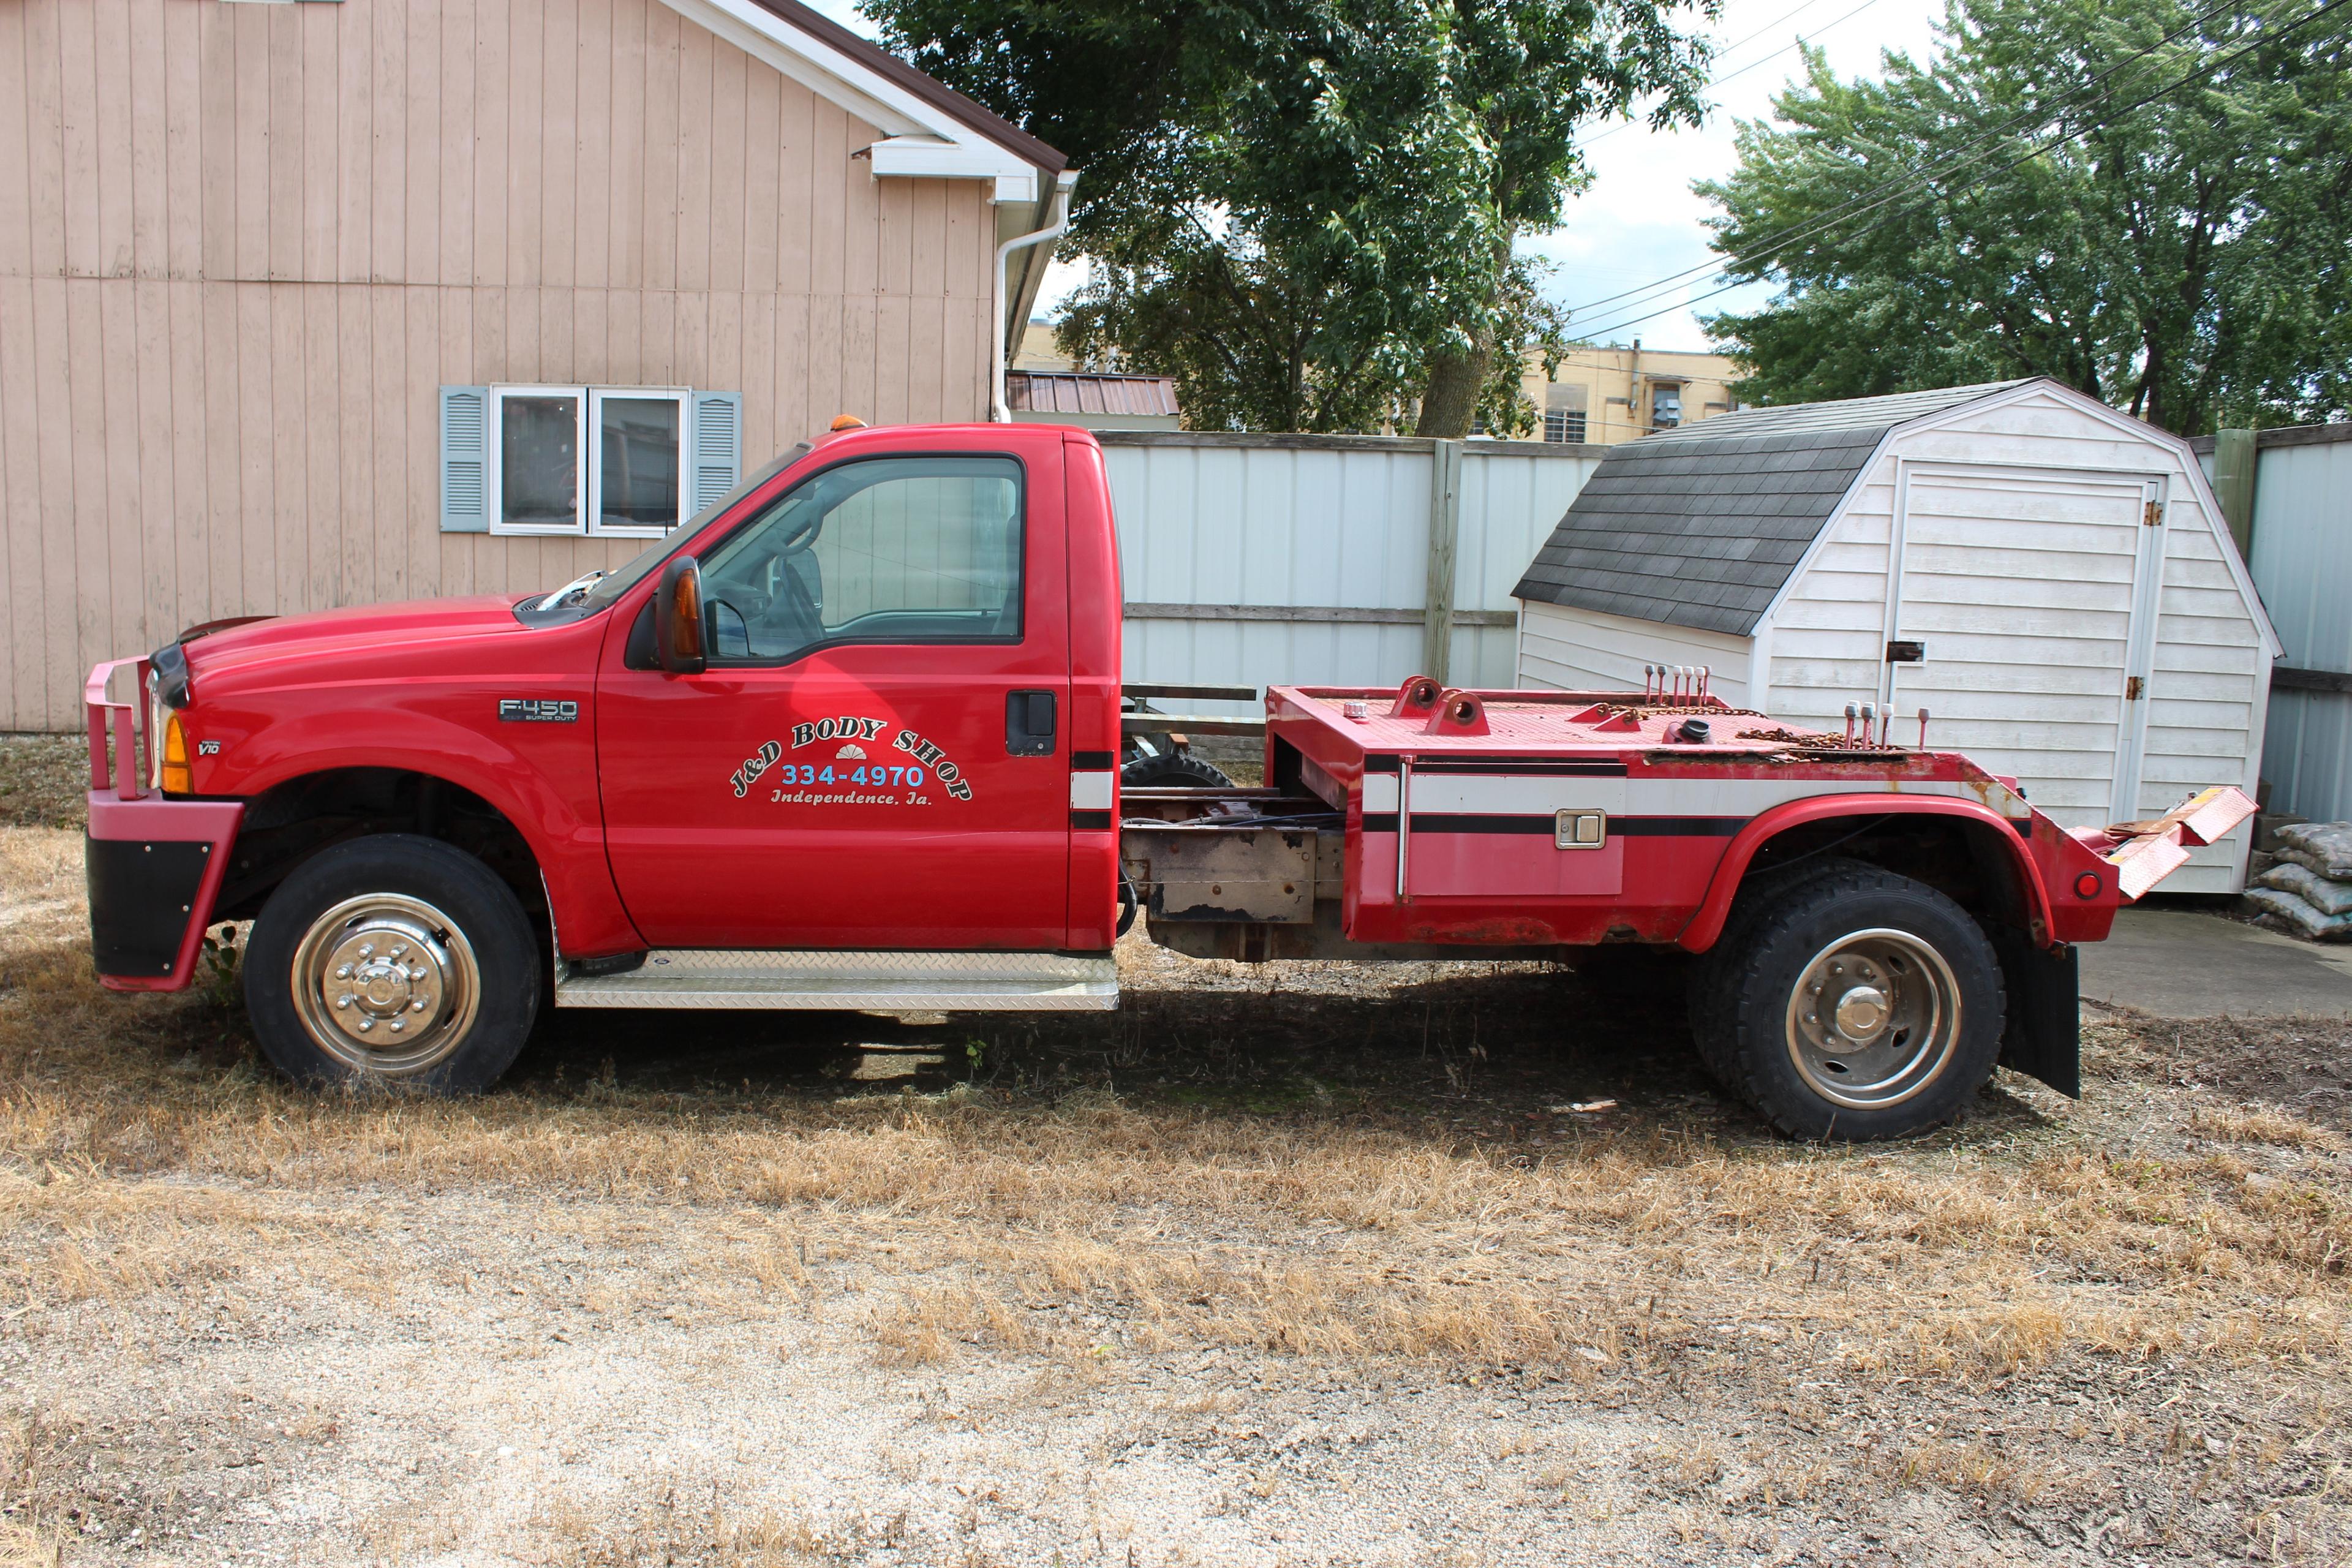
[1544,0,1950,345]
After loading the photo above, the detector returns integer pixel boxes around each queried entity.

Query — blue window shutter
[440,386,490,533]
[691,390,742,513]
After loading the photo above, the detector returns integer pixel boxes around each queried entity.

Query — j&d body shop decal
[728,716,978,805]
[729,741,783,799]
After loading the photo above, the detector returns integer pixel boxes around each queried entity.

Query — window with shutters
[439,385,739,537]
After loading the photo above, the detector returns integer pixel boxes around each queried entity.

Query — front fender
[208,710,640,956]
[1675,795,2056,953]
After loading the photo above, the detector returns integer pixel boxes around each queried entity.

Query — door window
[696,457,1024,662]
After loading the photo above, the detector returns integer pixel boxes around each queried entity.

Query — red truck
[82,421,2250,1140]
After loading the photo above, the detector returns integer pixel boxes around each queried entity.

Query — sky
[805,0,1958,353]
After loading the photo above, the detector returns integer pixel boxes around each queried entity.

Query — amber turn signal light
[160,712,192,795]
[829,413,867,431]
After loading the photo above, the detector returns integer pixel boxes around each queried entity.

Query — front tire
[1691,861,2005,1140]
[244,834,540,1094]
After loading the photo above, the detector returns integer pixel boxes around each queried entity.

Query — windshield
[537,443,813,619]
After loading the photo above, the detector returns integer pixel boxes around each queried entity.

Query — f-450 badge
[730,714,976,804]
[499,698,579,723]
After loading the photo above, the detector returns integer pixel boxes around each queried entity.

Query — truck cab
[88,423,1126,1091]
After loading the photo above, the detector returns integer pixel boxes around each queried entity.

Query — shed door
[1883,464,2163,831]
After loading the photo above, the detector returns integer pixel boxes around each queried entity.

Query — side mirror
[655,556,707,674]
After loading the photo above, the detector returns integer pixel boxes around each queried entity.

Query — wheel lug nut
[410,999,428,1012]
[390,944,406,958]
[336,964,353,979]
[409,967,427,981]
[357,1018,374,1033]
[357,943,374,959]
[389,1020,405,1033]
[335,993,353,1009]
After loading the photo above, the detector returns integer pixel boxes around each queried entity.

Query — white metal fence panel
[2236,428,2352,821]
[1098,432,1601,714]
[1453,445,1607,685]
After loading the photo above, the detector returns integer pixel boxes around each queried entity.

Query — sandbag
[2274,847,2337,880]
[2255,860,2352,916]
[2244,885,2352,941]
[2273,821,2352,880]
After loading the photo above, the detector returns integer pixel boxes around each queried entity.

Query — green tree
[1699,0,2352,434]
[868,0,1714,434]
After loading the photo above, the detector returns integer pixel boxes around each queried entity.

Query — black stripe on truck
[1359,813,1748,837]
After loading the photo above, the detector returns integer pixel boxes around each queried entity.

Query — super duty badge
[499,699,579,723]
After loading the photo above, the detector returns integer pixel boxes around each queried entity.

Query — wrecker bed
[1123,676,2242,956]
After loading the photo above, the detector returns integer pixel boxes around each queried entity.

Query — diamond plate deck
[553,949,1119,1011]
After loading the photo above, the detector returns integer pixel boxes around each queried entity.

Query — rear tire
[244,834,540,1094]
[1690,861,2004,1140]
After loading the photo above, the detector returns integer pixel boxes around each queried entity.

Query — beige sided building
[0,0,1076,731]
[1518,342,1742,446]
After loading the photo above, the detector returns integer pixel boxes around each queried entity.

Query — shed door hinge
[2144,500,2163,526]
[2126,676,2146,701]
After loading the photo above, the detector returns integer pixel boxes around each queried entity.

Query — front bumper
[87,793,243,989]
[84,654,243,991]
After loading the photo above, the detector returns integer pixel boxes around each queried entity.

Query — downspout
[991,170,1079,423]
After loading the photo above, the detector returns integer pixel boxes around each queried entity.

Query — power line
[1577,0,1898,149]
[1573,0,2351,339]
[1558,0,2269,323]
[1561,0,2259,321]
[1565,0,2352,344]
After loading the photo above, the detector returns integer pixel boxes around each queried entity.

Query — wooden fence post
[1422,439,1464,684]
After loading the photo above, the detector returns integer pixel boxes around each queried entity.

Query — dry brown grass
[6,820,2352,1561]
[5,1052,2342,1387]
[2190,1104,2350,1151]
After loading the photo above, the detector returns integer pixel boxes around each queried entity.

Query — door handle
[1006,690,1057,756]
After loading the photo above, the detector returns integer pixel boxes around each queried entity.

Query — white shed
[1510,378,2281,891]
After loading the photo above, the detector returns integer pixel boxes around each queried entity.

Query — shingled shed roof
[1510,379,2032,637]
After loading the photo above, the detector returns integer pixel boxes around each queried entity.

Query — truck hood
[183,595,541,689]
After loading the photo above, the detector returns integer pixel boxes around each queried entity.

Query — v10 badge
[728,714,976,805]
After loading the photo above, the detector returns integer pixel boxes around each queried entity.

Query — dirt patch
[2097,1009,2352,1133]
[3,825,2348,1564]
[0,735,86,832]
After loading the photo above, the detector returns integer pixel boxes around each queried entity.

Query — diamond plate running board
[552,949,1118,1011]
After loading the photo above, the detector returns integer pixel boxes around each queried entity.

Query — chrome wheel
[1782,927,1962,1110]
[288,893,481,1077]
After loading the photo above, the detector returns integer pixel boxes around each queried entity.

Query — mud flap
[1989,927,2080,1098]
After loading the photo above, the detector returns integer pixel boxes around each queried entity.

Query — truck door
[596,447,1072,951]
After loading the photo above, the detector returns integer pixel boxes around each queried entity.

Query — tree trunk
[1414,344,1493,437]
